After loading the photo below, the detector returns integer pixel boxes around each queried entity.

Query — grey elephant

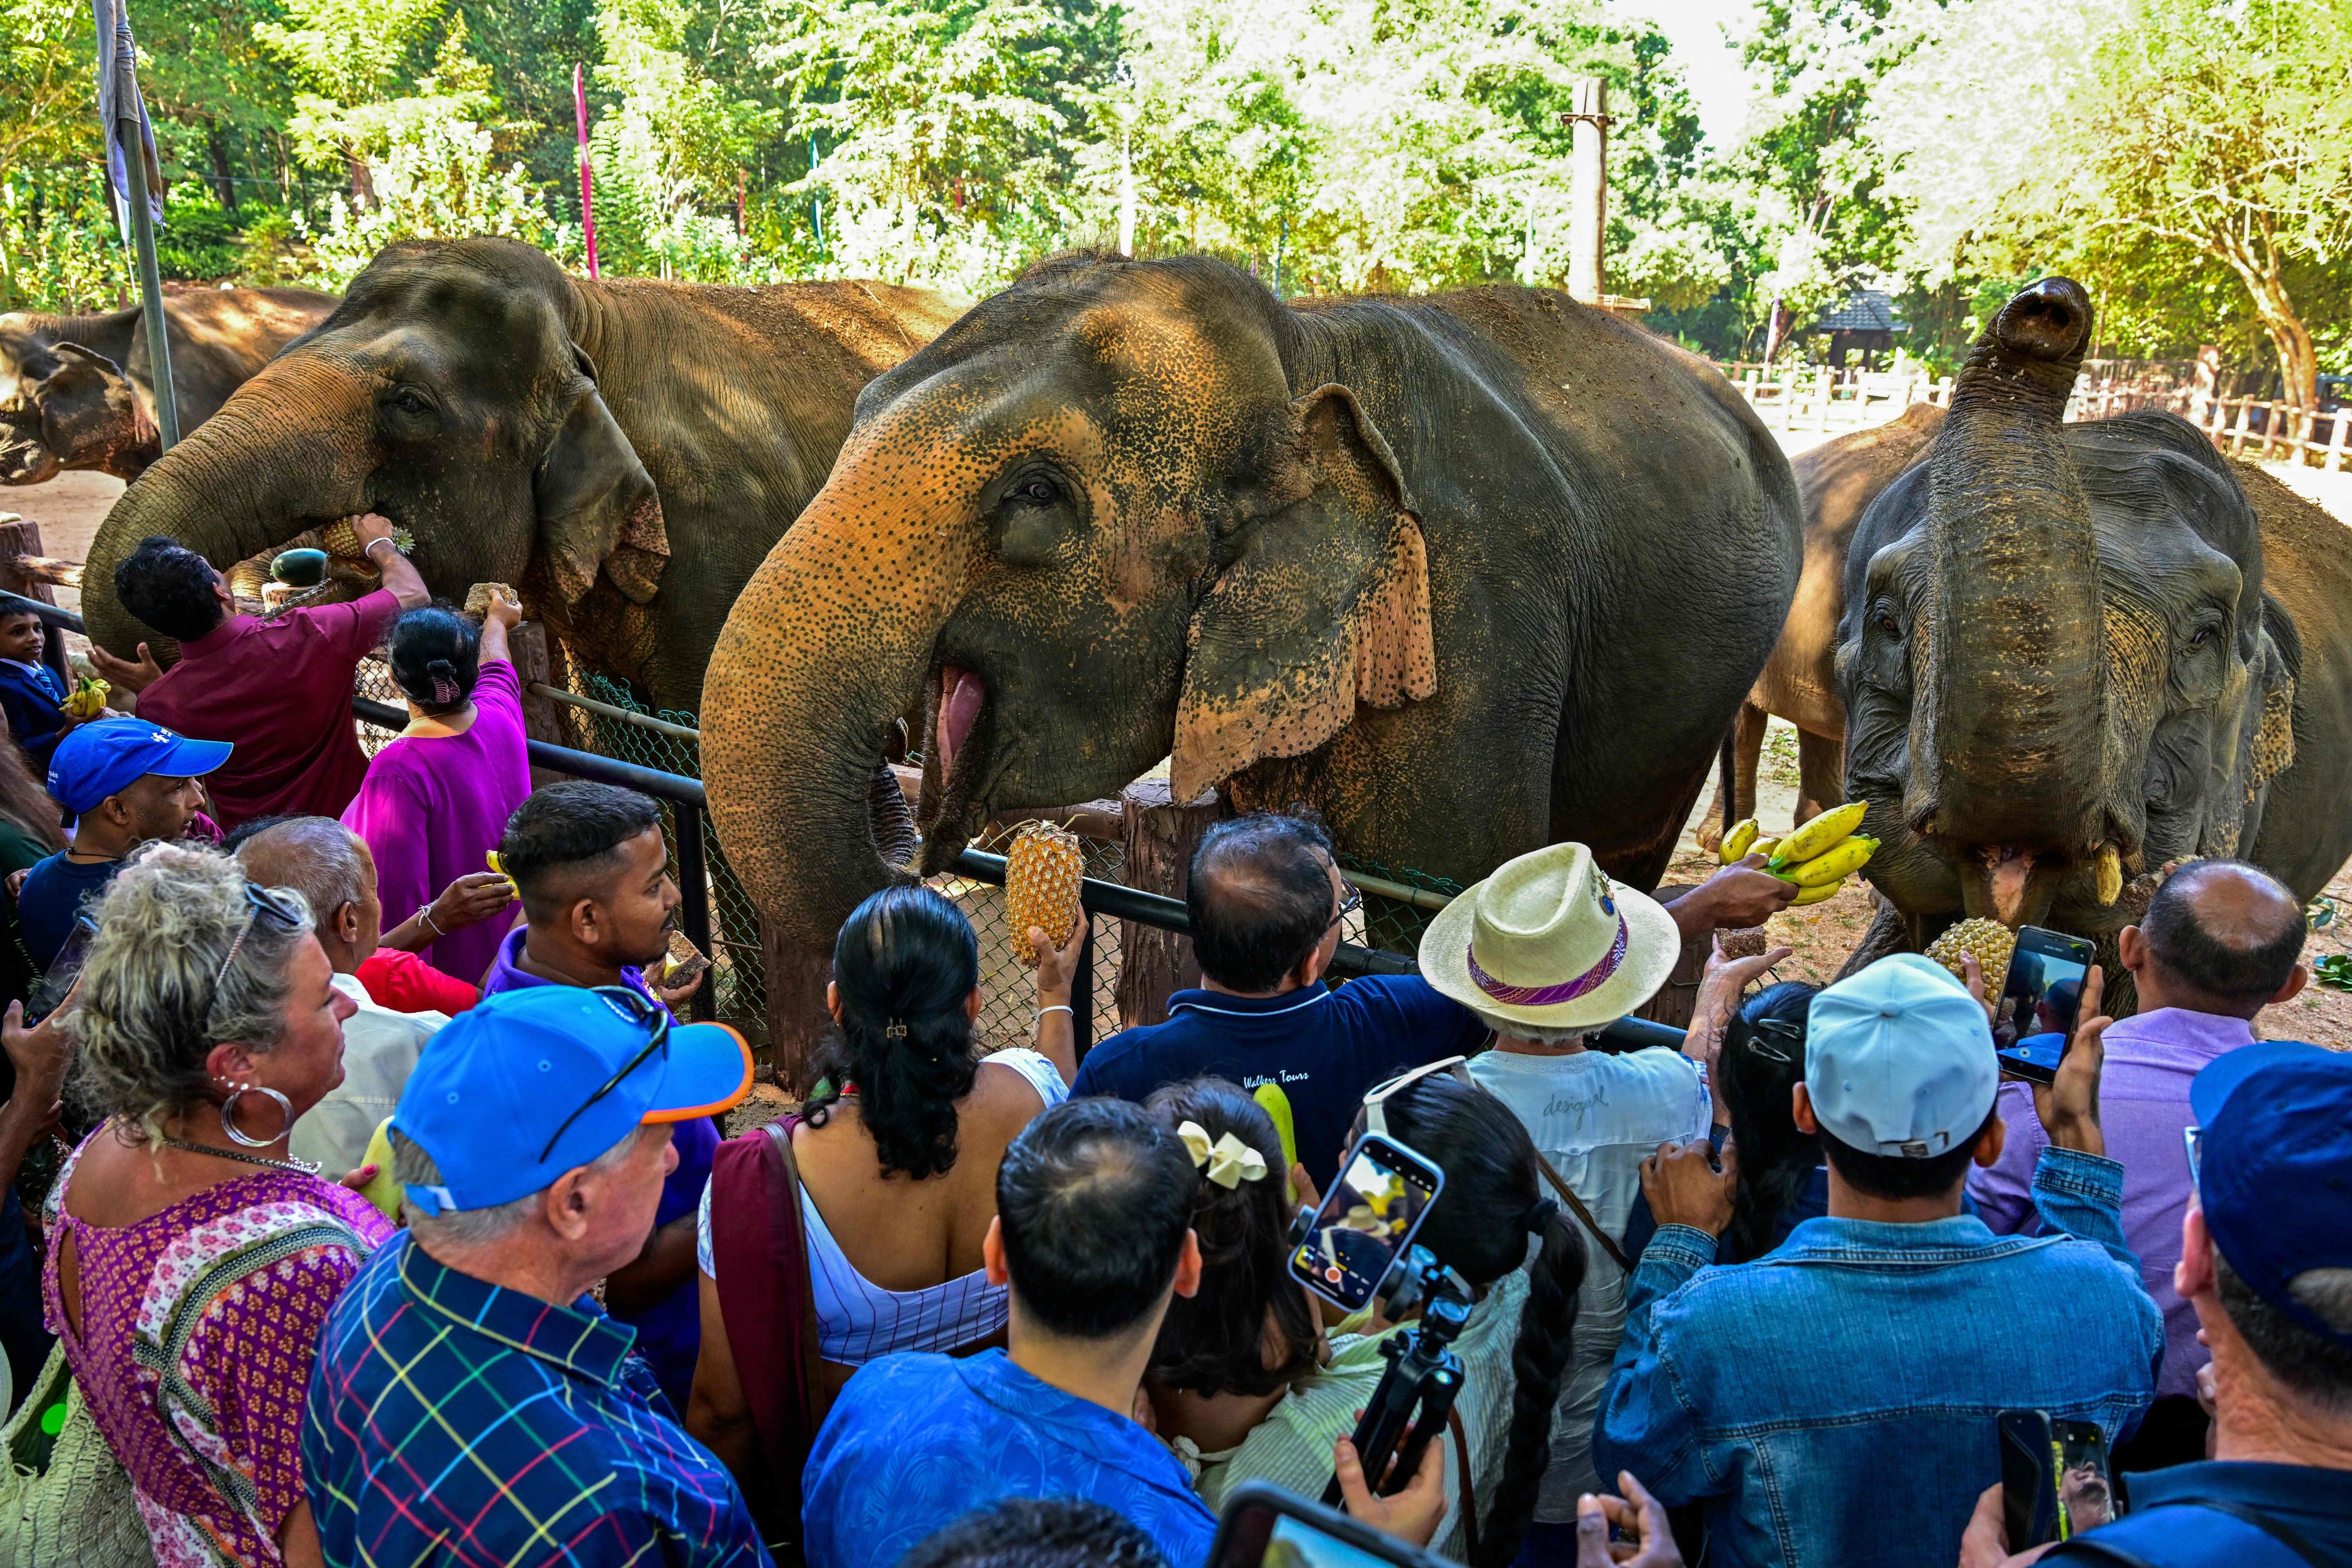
[1835,277,2352,975]
[0,288,337,483]
[703,253,1804,945]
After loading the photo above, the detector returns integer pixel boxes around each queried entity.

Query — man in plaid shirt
[302,985,763,1567]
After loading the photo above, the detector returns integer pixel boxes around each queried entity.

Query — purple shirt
[476,927,712,1410]
[1969,1006,2257,1397]
[342,659,531,988]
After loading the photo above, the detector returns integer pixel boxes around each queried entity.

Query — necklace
[159,1137,321,1176]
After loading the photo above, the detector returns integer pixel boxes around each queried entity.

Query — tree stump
[761,918,835,1097]
[1115,778,1223,1029]
[1630,883,1712,1032]
[0,519,71,690]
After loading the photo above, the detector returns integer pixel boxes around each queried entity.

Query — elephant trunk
[1917,277,2111,920]
[704,409,971,946]
[83,354,376,658]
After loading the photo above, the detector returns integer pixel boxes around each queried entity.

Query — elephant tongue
[1982,844,2040,927]
[937,667,986,778]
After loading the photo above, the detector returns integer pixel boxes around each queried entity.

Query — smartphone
[1287,1133,1444,1312]
[1210,1480,1445,1568]
[1992,926,2098,1084]
[1999,1409,2123,1547]
[23,913,96,1028]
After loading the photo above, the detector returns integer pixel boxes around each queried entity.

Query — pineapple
[1924,918,2017,984]
[1717,926,1768,960]
[464,581,519,618]
[1004,821,1086,965]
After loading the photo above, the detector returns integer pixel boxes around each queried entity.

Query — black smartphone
[1993,926,2098,1084]
[23,913,95,1028]
[1210,1480,1445,1568]
[2000,1409,2123,1546]
[1287,1133,1445,1312]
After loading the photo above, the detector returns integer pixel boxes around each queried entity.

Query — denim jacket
[1593,1146,2162,1568]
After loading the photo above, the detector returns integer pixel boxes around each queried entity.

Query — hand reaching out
[428,872,516,934]
[87,639,163,694]
[1641,1136,1737,1238]
[1577,1471,1683,1566]
[1029,915,1088,1006]
[2030,965,2108,1157]
[1334,1434,1447,1550]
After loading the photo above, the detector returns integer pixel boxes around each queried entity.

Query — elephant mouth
[916,662,993,870]
[0,424,56,485]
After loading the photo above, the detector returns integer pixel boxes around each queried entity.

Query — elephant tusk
[2094,842,2122,906]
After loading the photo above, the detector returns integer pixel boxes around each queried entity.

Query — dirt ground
[11,430,2352,1044]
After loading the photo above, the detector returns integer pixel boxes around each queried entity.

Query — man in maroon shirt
[92,512,429,827]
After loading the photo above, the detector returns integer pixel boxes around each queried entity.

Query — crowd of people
[0,524,2337,1568]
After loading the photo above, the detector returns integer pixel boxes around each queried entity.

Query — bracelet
[419,909,446,937]
[1036,1005,1073,1021]
[364,536,399,561]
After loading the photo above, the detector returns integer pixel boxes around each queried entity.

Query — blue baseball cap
[393,986,753,1215]
[2190,1040,2352,1350]
[47,717,230,814]
[1807,953,1999,1157]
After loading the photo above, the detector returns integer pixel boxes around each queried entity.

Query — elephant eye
[1874,610,1901,637]
[2188,626,2215,647]
[391,388,431,416]
[1013,477,1060,506]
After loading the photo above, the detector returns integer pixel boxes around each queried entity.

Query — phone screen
[1211,1482,1436,1568]
[24,914,95,1028]
[2052,1420,2119,1537]
[1994,928,2095,1080]
[1287,1134,1442,1311]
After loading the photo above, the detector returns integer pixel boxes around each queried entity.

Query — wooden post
[760,918,836,1096]
[2232,396,2254,457]
[2327,414,2347,474]
[1629,883,1713,1031]
[0,518,72,690]
[507,621,567,748]
[1115,778,1223,1029]
[1564,78,1607,304]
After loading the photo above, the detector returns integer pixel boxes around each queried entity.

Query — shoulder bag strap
[709,1114,817,1538]
[1536,1154,1634,1275]
[1445,1407,1480,1563]
[2053,1498,2327,1568]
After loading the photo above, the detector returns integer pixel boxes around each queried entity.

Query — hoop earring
[222,1083,295,1148]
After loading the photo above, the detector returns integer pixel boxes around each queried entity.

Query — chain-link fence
[1338,853,1462,957]
[930,820,1126,1055]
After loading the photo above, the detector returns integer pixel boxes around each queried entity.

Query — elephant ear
[1170,384,1436,802]
[534,372,667,610]
[2245,628,2296,799]
[37,342,147,470]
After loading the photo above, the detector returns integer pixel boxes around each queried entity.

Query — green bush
[155,188,244,280]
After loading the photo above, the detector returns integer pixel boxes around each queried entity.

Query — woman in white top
[687,884,1084,1505]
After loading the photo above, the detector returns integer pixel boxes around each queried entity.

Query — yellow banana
[2094,843,2122,906]
[1751,835,1780,862]
[485,849,519,899]
[61,676,110,720]
[1784,836,1878,888]
[1719,818,1759,863]
[1789,876,1847,906]
[1254,1083,1299,1205]
[1768,802,1869,870]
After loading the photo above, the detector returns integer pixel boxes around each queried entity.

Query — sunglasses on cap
[207,882,306,1019]
[1361,1055,1476,1140]
[537,986,674,1164]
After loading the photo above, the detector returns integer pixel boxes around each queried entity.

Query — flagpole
[574,64,599,280]
[115,122,177,451]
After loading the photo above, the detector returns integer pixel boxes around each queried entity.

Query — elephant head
[1837,277,2295,936]
[82,238,661,670]
[0,318,150,484]
[705,254,1436,944]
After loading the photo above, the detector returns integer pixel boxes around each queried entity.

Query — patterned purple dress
[41,1131,394,1567]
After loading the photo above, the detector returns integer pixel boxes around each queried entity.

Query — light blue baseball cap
[1806,953,1998,1158]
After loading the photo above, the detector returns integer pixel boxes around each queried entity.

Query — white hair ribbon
[1178,1119,1268,1190]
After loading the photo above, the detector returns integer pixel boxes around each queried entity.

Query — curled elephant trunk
[1918,278,2110,901]
[704,414,968,947]
[82,356,376,658]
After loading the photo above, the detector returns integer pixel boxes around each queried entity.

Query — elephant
[80,238,966,713]
[1833,276,2352,981]
[1698,400,1945,848]
[0,288,337,484]
[702,252,1804,947]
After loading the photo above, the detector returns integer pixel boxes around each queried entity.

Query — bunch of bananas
[1719,801,1877,907]
[62,675,110,721]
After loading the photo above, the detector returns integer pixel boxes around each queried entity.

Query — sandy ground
[10,418,2352,1042]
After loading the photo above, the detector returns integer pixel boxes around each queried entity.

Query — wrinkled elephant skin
[705,254,1804,945]
[1832,277,2352,954]
[79,238,965,712]
[0,288,336,484]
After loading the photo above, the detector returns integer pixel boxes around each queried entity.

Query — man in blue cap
[1596,953,2162,1568]
[1962,1040,2352,1567]
[17,716,229,970]
[302,985,766,1568]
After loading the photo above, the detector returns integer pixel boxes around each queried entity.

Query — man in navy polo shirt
[1071,811,1793,1183]
[1961,1039,2352,1567]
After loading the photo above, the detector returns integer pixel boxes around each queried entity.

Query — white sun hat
[1417,842,1681,1032]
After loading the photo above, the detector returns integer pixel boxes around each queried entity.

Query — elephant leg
[1834,892,1917,980]
[1794,728,1845,827]
[1696,702,1768,853]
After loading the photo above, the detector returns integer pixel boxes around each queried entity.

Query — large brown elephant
[0,288,337,484]
[1834,277,2352,976]
[1698,401,1945,845]
[80,240,964,711]
[704,253,1803,945]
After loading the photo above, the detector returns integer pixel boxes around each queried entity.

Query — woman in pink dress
[342,593,531,988]
[44,843,393,1567]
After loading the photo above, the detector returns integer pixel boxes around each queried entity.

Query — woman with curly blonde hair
[44,842,388,1568]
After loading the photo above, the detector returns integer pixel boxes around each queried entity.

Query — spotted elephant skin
[705,253,1803,945]
[0,288,337,484]
[80,238,965,711]
[1835,277,2352,967]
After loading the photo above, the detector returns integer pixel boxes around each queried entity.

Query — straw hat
[1418,842,1681,1031]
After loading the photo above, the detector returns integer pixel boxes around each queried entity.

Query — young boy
[0,607,72,768]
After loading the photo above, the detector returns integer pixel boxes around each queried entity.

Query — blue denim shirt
[1594,1146,2162,1568]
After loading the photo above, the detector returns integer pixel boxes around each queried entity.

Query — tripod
[1321,1246,1476,1511]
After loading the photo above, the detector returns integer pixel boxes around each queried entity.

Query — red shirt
[136,590,400,828]
[356,947,480,1014]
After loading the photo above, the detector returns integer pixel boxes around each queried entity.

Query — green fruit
[271,547,329,588]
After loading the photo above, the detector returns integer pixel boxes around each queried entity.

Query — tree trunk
[2226,249,2318,420]
[207,123,237,215]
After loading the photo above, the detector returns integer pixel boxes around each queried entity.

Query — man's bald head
[234,815,371,929]
[2138,859,2307,1017]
